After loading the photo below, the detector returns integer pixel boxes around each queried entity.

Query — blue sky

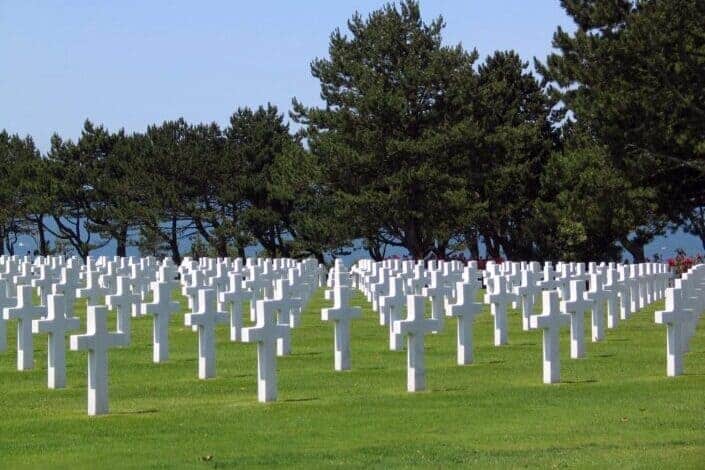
[1,0,574,152]
[1,0,701,258]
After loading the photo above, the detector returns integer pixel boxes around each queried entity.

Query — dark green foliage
[540,0,705,260]
[293,1,478,259]
[470,51,557,260]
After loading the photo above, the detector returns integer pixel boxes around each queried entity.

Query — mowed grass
[0,287,704,469]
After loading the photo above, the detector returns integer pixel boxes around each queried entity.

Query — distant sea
[12,226,703,264]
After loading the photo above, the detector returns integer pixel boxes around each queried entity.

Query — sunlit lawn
[0,287,703,468]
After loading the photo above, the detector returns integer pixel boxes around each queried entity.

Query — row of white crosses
[353,258,479,391]
[177,257,322,398]
[351,258,675,390]
[1,253,696,413]
[655,263,705,377]
[0,254,325,414]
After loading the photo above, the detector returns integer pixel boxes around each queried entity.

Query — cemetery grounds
[1,288,704,468]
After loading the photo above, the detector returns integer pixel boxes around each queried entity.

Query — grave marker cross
[70,305,128,415]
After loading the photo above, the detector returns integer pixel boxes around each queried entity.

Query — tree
[536,131,657,261]
[225,105,295,258]
[179,120,250,258]
[470,50,557,260]
[83,129,145,257]
[0,131,34,255]
[143,119,199,263]
[45,122,110,260]
[293,0,477,259]
[540,0,705,261]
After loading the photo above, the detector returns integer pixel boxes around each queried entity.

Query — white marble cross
[142,280,181,363]
[0,279,12,352]
[379,276,406,351]
[105,275,139,343]
[241,296,290,402]
[246,265,273,321]
[515,269,540,331]
[446,280,483,365]
[484,275,516,346]
[393,294,440,392]
[537,263,558,291]
[33,294,80,388]
[602,266,621,329]
[76,269,109,306]
[530,290,570,384]
[422,270,449,331]
[70,305,128,415]
[321,272,361,371]
[585,272,607,342]
[271,279,296,356]
[617,266,632,320]
[655,286,690,376]
[182,270,207,312]
[31,264,54,307]
[560,279,593,359]
[4,284,45,370]
[184,288,228,379]
[219,271,247,342]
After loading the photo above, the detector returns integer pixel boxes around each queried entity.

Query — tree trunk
[365,236,385,261]
[465,229,480,260]
[482,231,501,259]
[404,225,428,260]
[216,236,228,258]
[168,217,181,264]
[116,225,128,257]
[434,240,447,260]
[621,237,646,263]
[36,216,48,256]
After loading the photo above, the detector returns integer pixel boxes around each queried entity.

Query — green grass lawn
[1,287,704,468]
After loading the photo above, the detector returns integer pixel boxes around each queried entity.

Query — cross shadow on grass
[113,408,159,415]
[282,397,319,403]
[562,378,598,384]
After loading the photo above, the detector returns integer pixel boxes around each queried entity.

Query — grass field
[0,287,704,468]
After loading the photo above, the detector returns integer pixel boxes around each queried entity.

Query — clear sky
[1,0,575,152]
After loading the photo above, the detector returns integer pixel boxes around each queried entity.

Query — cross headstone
[602,266,621,329]
[379,275,406,351]
[70,305,128,415]
[560,279,593,359]
[655,286,690,376]
[142,280,181,363]
[393,294,440,392]
[184,289,228,379]
[32,294,80,388]
[76,269,109,306]
[4,284,45,370]
[31,264,54,307]
[0,279,12,352]
[530,290,570,384]
[241,296,290,402]
[321,271,361,371]
[105,275,139,343]
[515,269,540,331]
[585,272,607,342]
[484,275,516,346]
[446,280,483,365]
[219,271,247,342]
[422,270,450,332]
